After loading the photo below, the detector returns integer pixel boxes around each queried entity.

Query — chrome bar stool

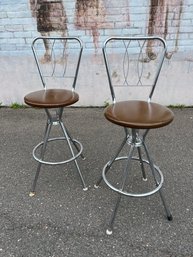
[95,36,174,234]
[24,37,88,196]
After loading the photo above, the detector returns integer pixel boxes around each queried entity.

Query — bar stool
[24,37,88,196]
[95,36,174,234]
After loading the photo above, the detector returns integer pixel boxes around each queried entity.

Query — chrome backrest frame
[31,36,83,91]
[102,36,167,103]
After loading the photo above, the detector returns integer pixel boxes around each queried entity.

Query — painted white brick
[7,11,30,18]
[179,26,193,33]
[0,31,14,38]
[13,31,31,38]
[5,25,23,32]
[0,1,192,57]
[0,12,7,19]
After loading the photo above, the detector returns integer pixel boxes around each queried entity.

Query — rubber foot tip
[167,215,173,221]
[29,192,35,197]
[83,187,88,191]
[143,178,147,181]
[94,184,99,189]
[106,229,113,235]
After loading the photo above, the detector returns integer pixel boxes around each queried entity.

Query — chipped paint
[147,0,183,58]
[30,0,68,61]
[29,0,183,56]
[30,0,68,34]
[75,0,106,50]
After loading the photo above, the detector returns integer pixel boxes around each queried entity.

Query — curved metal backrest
[102,36,167,103]
[32,37,83,91]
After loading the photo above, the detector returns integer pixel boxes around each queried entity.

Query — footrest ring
[102,156,164,197]
[33,137,83,165]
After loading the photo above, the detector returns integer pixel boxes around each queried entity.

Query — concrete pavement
[0,107,193,257]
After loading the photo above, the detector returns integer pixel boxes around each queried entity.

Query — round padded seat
[104,100,174,129]
[24,89,79,108]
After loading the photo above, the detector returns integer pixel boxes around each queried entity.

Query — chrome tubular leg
[65,127,85,160]
[29,162,42,197]
[157,189,173,220]
[106,144,135,234]
[59,109,85,160]
[59,121,88,191]
[94,135,127,188]
[119,144,135,191]
[30,121,52,196]
[143,142,173,220]
[106,194,122,235]
[137,147,147,181]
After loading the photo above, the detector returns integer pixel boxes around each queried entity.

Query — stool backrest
[102,36,167,103]
[32,37,83,91]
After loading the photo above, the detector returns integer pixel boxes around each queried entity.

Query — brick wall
[0,0,193,106]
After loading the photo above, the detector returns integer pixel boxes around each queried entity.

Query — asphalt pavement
[0,107,193,257]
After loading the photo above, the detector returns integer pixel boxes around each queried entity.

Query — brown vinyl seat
[24,37,87,196]
[95,36,174,235]
[105,100,174,129]
[24,89,79,108]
